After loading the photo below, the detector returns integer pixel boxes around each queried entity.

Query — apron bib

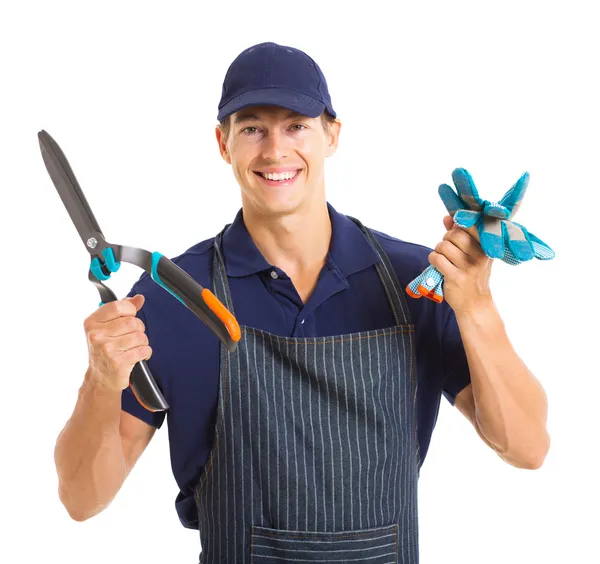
[194,217,420,563]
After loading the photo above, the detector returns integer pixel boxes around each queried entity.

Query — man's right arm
[54,371,155,521]
[54,294,156,521]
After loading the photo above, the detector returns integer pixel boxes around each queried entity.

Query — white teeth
[260,170,299,181]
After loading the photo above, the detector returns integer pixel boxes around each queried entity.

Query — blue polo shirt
[122,202,471,529]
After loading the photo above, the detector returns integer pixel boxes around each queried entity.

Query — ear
[215,126,232,164]
[324,119,342,158]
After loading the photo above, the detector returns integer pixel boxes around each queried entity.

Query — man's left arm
[429,215,550,470]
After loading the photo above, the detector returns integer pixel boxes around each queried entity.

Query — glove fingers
[499,172,529,218]
[452,168,483,210]
[483,201,510,219]
[454,209,481,228]
[523,229,555,260]
[504,221,535,261]
[438,183,466,216]
[502,246,524,266]
[478,216,505,259]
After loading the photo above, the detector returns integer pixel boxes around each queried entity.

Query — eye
[290,124,307,131]
[241,126,259,135]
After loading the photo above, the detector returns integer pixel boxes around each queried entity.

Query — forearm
[54,368,128,521]
[455,301,550,469]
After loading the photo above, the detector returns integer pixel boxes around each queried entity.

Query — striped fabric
[194,217,420,563]
[251,523,399,563]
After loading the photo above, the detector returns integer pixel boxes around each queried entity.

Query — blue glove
[406,168,555,304]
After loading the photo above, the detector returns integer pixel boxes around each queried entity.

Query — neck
[242,200,332,278]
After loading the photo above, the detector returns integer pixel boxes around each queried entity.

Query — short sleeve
[120,284,167,429]
[441,308,471,406]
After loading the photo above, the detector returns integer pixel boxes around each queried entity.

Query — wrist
[454,299,499,325]
[82,367,123,399]
[77,368,123,428]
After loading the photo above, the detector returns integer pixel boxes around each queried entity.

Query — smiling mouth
[253,169,302,182]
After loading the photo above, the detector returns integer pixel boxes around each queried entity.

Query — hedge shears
[38,130,241,412]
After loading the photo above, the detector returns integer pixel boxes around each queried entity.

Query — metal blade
[38,130,107,253]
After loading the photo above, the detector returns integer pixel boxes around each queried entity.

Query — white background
[1,1,598,562]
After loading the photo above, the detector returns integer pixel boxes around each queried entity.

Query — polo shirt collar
[221,202,380,278]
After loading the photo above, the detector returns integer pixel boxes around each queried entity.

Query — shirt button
[426,277,435,287]
[301,319,305,324]
[270,270,279,279]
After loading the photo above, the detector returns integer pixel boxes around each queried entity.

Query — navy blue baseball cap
[217,42,336,122]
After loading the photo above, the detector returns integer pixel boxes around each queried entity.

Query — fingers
[479,216,505,259]
[109,330,150,354]
[101,315,146,338]
[499,171,529,219]
[118,344,153,367]
[504,221,535,261]
[438,183,466,216]
[432,216,489,274]
[87,323,149,351]
[454,209,481,229]
[452,168,483,210]
[432,240,471,271]
[482,201,510,220]
[524,229,556,260]
[85,294,152,392]
[443,215,454,232]
[442,224,484,258]
[86,297,148,348]
[93,295,145,324]
[428,248,461,278]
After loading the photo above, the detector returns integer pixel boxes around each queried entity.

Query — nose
[260,128,289,162]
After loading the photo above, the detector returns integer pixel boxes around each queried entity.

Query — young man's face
[216,105,340,218]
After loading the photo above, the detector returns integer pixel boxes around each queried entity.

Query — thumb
[444,214,481,243]
[443,215,454,231]
[125,294,145,310]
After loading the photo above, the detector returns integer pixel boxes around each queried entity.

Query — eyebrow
[233,110,306,124]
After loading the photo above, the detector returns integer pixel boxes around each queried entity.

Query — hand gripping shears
[38,130,241,412]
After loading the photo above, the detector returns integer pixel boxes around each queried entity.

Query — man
[54,42,550,563]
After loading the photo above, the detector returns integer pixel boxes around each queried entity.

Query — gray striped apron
[194,217,420,563]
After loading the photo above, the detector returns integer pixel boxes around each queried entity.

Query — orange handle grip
[202,288,242,342]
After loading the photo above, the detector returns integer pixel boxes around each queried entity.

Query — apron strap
[213,226,236,316]
[347,216,412,327]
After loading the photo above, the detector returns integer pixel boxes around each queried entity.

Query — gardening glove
[406,168,554,304]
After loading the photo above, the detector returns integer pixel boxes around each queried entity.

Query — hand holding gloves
[406,168,555,303]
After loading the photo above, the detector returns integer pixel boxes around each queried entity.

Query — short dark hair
[218,110,337,143]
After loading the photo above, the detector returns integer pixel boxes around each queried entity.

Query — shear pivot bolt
[87,237,98,249]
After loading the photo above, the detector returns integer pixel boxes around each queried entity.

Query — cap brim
[217,88,325,121]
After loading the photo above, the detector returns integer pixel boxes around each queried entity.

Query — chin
[258,198,303,218]
[245,188,311,218]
